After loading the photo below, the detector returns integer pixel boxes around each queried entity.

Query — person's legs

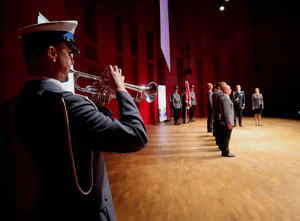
[234,107,238,126]
[215,121,222,150]
[189,105,196,122]
[220,125,233,157]
[182,106,186,123]
[173,108,178,124]
[238,107,243,126]
[254,113,258,126]
[207,109,213,132]
[258,113,262,126]
[213,120,217,137]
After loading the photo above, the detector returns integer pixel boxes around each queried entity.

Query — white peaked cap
[18,20,80,54]
[18,20,78,36]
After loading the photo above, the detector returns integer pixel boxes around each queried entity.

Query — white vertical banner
[158,85,167,122]
[160,0,171,72]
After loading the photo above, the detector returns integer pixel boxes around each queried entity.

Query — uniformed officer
[170,86,182,125]
[15,20,148,221]
[219,84,235,157]
[189,85,197,122]
[232,84,245,127]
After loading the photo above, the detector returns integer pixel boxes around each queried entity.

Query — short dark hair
[213,82,222,89]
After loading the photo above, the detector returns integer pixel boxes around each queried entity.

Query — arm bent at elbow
[66,91,148,153]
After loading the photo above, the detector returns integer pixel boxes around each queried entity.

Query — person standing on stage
[170,86,182,125]
[207,83,214,132]
[181,81,192,124]
[219,84,235,157]
[252,87,264,126]
[212,82,223,147]
[232,84,245,127]
[189,85,197,122]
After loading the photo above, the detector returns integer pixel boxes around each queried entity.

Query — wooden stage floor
[104,117,300,221]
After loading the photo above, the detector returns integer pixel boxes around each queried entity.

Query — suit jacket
[219,94,234,126]
[252,93,264,110]
[13,79,148,221]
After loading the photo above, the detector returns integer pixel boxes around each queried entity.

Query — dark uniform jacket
[232,91,245,109]
[10,79,148,221]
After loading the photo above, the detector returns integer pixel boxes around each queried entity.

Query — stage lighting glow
[219,6,225,11]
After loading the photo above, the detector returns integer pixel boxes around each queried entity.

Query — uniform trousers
[182,106,187,123]
[219,122,232,155]
[213,120,221,148]
[189,105,196,121]
[207,107,213,132]
[172,107,181,124]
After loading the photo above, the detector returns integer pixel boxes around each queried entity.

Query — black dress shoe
[222,153,235,157]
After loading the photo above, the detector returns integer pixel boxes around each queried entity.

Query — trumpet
[70,69,158,104]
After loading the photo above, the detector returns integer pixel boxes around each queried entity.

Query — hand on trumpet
[108,65,127,93]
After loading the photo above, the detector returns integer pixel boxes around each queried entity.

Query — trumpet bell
[144,81,158,103]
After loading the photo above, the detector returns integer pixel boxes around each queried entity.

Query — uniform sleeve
[208,92,213,108]
[65,91,148,153]
[261,95,264,109]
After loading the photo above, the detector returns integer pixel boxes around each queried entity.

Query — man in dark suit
[232,84,245,127]
[14,20,148,221]
[219,84,235,157]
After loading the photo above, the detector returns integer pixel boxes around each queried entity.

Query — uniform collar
[44,78,64,89]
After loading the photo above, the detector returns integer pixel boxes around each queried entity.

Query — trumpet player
[15,20,148,221]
